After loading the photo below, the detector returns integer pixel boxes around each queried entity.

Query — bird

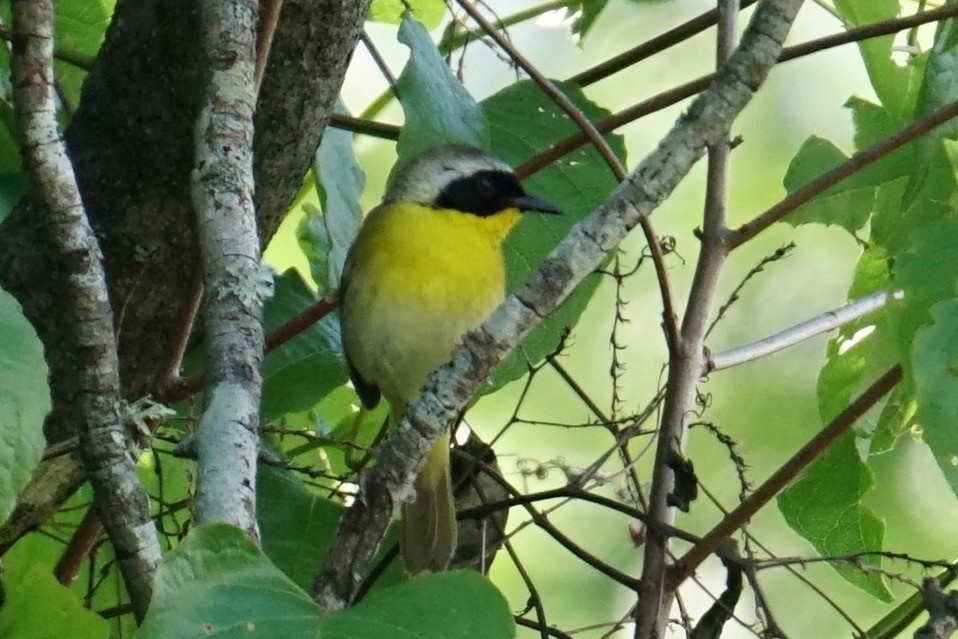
[339,144,560,575]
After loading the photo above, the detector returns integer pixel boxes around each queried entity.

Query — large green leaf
[779,249,898,599]
[0,287,50,524]
[890,217,958,368]
[260,270,347,422]
[394,12,489,164]
[257,465,345,590]
[369,0,446,29]
[778,435,892,601]
[137,524,321,639]
[0,564,109,639]
[913,299,958,496]
[482,79,624,391]
[321,571,515,639]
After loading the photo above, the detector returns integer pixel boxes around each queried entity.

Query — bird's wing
[346,352,381,410]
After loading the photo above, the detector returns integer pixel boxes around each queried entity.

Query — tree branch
[312,0,803,610]
[731,98,958,245]
[9,0,160,618]
[190,0,264,537]
[0,0,368,549]
[634,3,739,637]
[707,289,900,372]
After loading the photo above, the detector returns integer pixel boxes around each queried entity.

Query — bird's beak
[505,194,562,215]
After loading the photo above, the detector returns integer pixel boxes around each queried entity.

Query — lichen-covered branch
[8,0,159,619]
[191,0,265,537]
[0,0,368,549]
[312,0,805,610]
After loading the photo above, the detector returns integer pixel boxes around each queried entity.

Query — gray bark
[9,0,160,618]
[0,0,367,547]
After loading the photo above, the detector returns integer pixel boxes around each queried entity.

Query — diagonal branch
[8,0,160,619]
[191,0,265,537]
[669,366,903,587]
[312,0,804,610]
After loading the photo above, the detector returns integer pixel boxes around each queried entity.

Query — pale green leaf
[369,0,446,29]
[137,524,321,639]
[0,287,50,524]
[394,12,488,164]
[890,217,958,368]
[0,564,109,639]
[781,136,874,233]
[834,0,916,119]
[300,104,366,292]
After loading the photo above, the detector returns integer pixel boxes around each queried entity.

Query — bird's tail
[400,430,457,575]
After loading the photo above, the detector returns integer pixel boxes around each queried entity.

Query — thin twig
[568,0,759,86]
[707,289,901,372]
[54,507,103,586]
[519,2,958,177]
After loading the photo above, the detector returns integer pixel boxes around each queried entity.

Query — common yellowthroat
[340,144,560,574]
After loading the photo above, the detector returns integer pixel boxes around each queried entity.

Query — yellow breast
[341,202,520,405]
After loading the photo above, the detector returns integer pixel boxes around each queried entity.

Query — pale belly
[342,267,504,407]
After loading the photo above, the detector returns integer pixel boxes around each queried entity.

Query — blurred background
[267,2,956,636]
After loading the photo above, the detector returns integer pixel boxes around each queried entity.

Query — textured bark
[191,0,264,537]
[0,0,367,546]
[9,0,160,617]
[313,0,805,610]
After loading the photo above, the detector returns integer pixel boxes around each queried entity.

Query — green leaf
[834,0,917,120]
[137,524,321,639]
[321,571,515,639]
[481,79,624,391]
[300,104,366,292]
[53,0,113,108]
[0,172,28,223]
[780,136,875,233]
[0,564,109,639]
[369,0,446,29]
[913,298,958,496]
[778,435,892,601]
[260,270,347,422]
[256,464,345,590]
[572,0,609,38]
[394,12,488,164]
[0,287,50,524]
[890,217,958,367]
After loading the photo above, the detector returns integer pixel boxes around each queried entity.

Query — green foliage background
[3,0,958,638]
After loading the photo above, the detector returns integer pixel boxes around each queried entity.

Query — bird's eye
[476,176,495,197]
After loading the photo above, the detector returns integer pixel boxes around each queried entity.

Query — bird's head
[383,144,562,218]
